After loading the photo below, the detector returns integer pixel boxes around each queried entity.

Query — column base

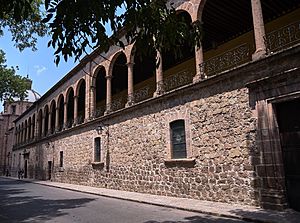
[252,48,266,61]
[153,90,164,97]
[125,101,134,108]
[104,109,111,115]
[193,72,207,83]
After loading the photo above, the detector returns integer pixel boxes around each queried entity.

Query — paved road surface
[0,178,249,223]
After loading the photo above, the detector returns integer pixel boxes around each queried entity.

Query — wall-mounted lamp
[96,122,109,134]
[96,125,104,133]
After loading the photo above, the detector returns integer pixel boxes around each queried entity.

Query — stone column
[63,102,67,129]
[251,0,266,60]
[41,115,45,137]
[31,122,34,139]
[55,107,59,131]
[48,111,52,135]
[74,96,78,125]
[126,62,134,107]
[90,86,95,119]
[22,128,25,143]
[193,44,205,83]
[26,124,30,142]
[153,50,164,97]
[85,75,90,122]
[15,131,17,145]
[105,75,112,114]
[16,130,19,145]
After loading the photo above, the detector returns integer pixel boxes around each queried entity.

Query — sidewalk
[3,177,300,223]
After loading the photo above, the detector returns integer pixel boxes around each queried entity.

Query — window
[59,151,63,167]
[170,120,187,159]
[11,105,16,114]
[94,137,101,162]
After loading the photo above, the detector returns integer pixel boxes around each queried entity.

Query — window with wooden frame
[59,151,64,167]
[94,137,101,162]
[170,120,187,159]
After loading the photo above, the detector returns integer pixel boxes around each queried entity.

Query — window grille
[94,137,101,162]
[170,120,187,159]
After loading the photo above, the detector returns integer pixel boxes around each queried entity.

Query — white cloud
[34,65,47,75]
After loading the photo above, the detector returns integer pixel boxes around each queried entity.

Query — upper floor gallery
[13,0,300,147]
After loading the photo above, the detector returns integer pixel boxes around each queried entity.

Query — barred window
[94,137,101,162]
[59,151,64,167]
[170,120,187,159]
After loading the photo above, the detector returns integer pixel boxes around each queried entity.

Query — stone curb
[7,177,277,223]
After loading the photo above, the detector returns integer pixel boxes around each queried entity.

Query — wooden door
[276,99,300,211]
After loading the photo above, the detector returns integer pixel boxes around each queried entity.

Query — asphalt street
[0,178,249,223]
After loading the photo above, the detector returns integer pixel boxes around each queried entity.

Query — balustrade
[265,20,300,53]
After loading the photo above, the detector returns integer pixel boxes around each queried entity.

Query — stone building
[0,79,40,176]
[11,0,300,211]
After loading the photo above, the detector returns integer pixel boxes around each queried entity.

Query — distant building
[0,79,40,176]
[11,0,300,212]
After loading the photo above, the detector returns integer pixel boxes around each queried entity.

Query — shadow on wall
[0,179,95,223]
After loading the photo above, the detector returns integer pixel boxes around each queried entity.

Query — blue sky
[0,31,79,112]
[0,7,123,112]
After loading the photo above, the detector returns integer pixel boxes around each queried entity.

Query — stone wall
[12,45,300,209]
[25,75,258,206]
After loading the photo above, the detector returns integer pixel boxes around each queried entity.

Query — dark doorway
[24,160,28,178]
[276,98,300,211]
[48,161,52,180]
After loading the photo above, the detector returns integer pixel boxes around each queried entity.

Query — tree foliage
[1,0,202,65]
[0,0,47,51]
[0,50,29,101]
[0,0,47,103]
[43,0,202,64]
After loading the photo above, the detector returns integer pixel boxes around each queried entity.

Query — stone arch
[28,116,32,141]
[93,65,106,117]
[125,43,135,65]
[175,2,197,22]
[16,125,20,144]
[75,78,86,96]
[162,10,195,72]
[110,51,128,110]
[66,86,74,101]
[44,104,49,136]
[37,109,43,138]
[21,122,24,143]
[76,79,86,124]
[66,87,75,128]
[57,94,64,131]
[50,100,56,134]
[196,0,207,21]
[108,50,126,77]
[131,42,156,102]
[32,114,36,139]
[92,65,106,87]
[24,120,28,142]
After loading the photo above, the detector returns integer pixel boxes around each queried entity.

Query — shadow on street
[0,179,95,223]
[144,214,247,223]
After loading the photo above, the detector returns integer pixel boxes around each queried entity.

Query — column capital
[126,62,134,67]
[105,75,113,80]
